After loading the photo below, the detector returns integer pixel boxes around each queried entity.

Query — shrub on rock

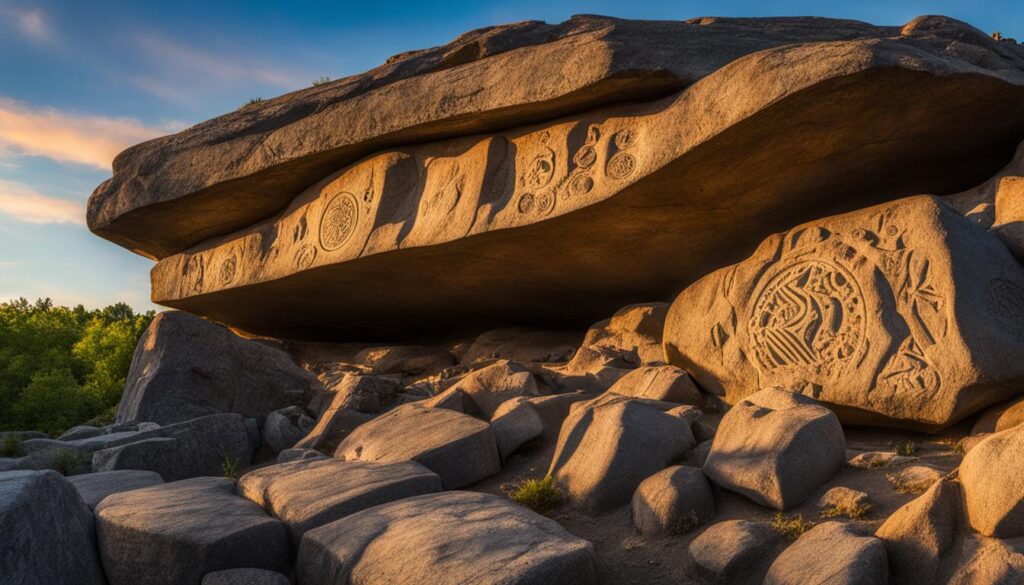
[95,477,288,585]
[703,389,844,510]
[296,491,597,585]
[631,465,715,535]
[548,394,693,512]
[0,470,106,585]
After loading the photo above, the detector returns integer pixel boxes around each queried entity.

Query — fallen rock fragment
[887,465,944,495]
[297,491,597,585]
[447,359,540,417]
[95,477,288,585]
[491,397,544,460]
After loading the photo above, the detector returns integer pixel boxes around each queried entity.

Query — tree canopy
[0,298,153,436]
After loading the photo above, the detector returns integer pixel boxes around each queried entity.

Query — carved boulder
[664,195,1024,429]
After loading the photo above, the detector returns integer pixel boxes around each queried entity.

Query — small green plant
[821,502,872,520]
[221,454,241,479]
[49,449,84,476]
[311,76,332,87]
[242,97,263,108]
[887,472,928,495]
[895,440,916,456]
[510,476,563,515]
[0,435,22,457]
[772,512,814,540]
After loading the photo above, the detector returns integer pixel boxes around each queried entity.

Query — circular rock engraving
[524,148,556,190]
[182,255,204,295]
[535,191,555,216]
[295,244,318,270]
[986,278,1024,339]
[750,260,865,375]
[568,173,594,197]
[614,129,636,150]
[573,146,597,169]
[606,152,637,180]
[517,193,535,214]
[218,255,237,286]
[319,192,359,251]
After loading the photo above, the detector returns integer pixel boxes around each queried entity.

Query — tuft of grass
[49,449,85,476]
[772,512,814,541]
[221,454,241,479]
[895,440,916,456]
[821,502,872,520]
[510,476,563,515]
[887,472,927,495]
[241,97,263,108]
[0,435,22,457]
[311,76,332,87]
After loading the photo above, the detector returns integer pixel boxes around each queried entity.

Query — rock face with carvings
[665,195,1024,430]
[87,16,1024,341]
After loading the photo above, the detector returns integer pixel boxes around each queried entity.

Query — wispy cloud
[6,6,53,44]
[132,33,308,91]
[0,179,84,225]
[0,98,178,170]
[0,260,22,268]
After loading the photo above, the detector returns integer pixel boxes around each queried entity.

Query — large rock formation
[88,17,1024,341]
[665,195,1024,429]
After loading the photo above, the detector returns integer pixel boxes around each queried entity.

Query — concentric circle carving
[573,146,597,169]
[218,255,237,285]
[319,192,359,251]
[524,148,556,190]
[606,152,636,180]
[535,191,555,215]
[568,173,594,197]
[517,193,535,214]
[749,260,865,375]
[295,244,318,270]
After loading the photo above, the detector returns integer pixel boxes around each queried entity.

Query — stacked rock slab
[87,17,1024,341]
[665,195,1024,430]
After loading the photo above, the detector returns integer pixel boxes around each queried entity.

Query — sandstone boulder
[972,395,1024,434]
[876,477,963,585]
[116,311,310,425]
[446,360,540,417]
[703,389,845,510]
[238,458,441,544]
[608,365,703,405]
[631,465,716,535]
[548,394,693,512]
[688,520,785,585]
[297,491,597,584]
[946,535,1024,585]
[457,327,581,364]
[335,403,500,488]
[993,175,1024,261]
[67,469,164,509]
[0,470,106,585]
[960,425,1024,537]
[92,413,259,481]
[764,521,888,585]
[887,465,944,495]
[666,195,1024,430]
[261,406,314,453]
[108,17,1024,342]
[491,397,544,460]
[818,486,871,519]
[96,477,288,585]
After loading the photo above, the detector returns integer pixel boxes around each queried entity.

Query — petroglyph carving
[319,192,359,251]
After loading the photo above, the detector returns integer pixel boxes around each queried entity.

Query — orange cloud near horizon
[0,98,176,170]
[0,180,85,225]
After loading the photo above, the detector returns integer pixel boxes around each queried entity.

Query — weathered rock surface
[631,465,715,535]
[261,405,314,453]
[99,17,1024,341]
[876,477,963,585]
[297,491,597,584]
[973,395,1024,434]
[688,520,784,585]
[92,413,259,481]
[608,365,703,405]
[666,195,1024,430]
[960,426,1024,537]
[446,359,540,417]
[202,569,290,585]
[335,403,500,488]
[703,389,845,510]
[764,521,888,585]
[117,311,310,425]
[548,394,693,511]
[0,470,106,585]
[238,458,441,544]
[456,327,581,364]
[491,396,544,460]
[67,469,165,509]
[947,535,1024,585]
[96,477,288,585]
[58,425,107,441]
[888,464,944,494]
[818,486,871,518]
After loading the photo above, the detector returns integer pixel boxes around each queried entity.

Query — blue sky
[0,0,1021,311]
